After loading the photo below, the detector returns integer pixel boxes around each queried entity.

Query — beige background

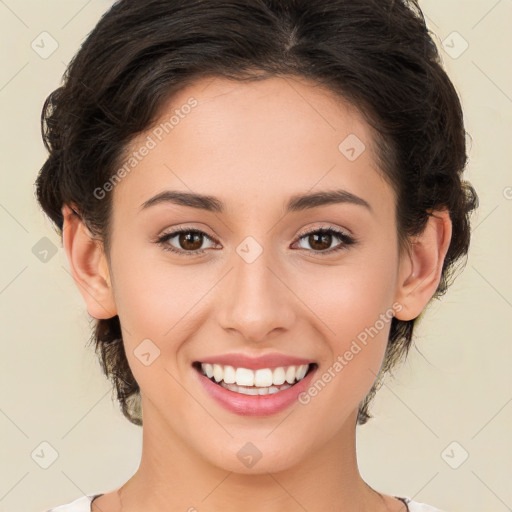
[0,1,510,511]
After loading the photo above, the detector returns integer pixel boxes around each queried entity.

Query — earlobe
[61,204,117,320]
[393,209,452,321]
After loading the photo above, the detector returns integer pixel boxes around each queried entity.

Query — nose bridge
[217,237,295,342]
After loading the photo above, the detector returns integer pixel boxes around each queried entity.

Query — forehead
[167,74,372,153]
[111,75,393,219]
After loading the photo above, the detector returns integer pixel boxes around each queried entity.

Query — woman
[36,0,477,510]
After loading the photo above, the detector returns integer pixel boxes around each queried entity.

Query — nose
[217,242,296,343]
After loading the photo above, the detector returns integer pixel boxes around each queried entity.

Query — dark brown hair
[35,0,478,426]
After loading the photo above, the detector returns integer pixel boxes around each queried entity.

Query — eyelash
[154,226,356,257]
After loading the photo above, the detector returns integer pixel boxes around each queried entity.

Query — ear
[393,208,452,321]
[61,204,117,319]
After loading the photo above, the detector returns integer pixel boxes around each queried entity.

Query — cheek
[111,257,194,406]
[297,251,397,404]
[309,250,397,343]
[109,242,204,338]
[108,245,223,404]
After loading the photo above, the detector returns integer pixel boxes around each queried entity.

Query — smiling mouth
[192,361,317,396]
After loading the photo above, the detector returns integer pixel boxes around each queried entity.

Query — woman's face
[106,75,405,473]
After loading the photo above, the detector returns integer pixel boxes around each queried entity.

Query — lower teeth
[218,381,293,395]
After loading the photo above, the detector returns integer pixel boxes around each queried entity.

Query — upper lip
[195,353,315,370]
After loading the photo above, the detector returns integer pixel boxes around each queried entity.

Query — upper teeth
[200,363,310,387]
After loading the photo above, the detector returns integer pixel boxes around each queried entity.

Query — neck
[115,402,387,512]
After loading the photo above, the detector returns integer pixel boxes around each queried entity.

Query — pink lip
[194,363,318,416]
[196,353,314,370]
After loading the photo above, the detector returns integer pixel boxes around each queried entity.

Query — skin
[62,75,452,512]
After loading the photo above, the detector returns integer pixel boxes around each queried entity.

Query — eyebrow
[140,188,372,214]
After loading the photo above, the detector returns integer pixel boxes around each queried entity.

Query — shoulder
[44,495,97,512]
[405,498,448,512]
[46,494,447,512]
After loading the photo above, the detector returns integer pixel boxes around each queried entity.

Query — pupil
[181,232,202,250]
[310,233,331,250]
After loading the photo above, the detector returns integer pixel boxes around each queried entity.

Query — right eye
[155,228,219,255]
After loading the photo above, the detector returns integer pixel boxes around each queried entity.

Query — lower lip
[194,365,317,416]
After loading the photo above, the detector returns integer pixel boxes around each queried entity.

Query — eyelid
[294,222,353,239]
[156,223,218,240]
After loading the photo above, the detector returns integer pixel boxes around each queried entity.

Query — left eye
[155,227,355,256]
[293,227,355,254]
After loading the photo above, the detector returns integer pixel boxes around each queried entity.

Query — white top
[45,494,447,511]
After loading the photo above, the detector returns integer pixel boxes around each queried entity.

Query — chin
[200,435,308,475]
